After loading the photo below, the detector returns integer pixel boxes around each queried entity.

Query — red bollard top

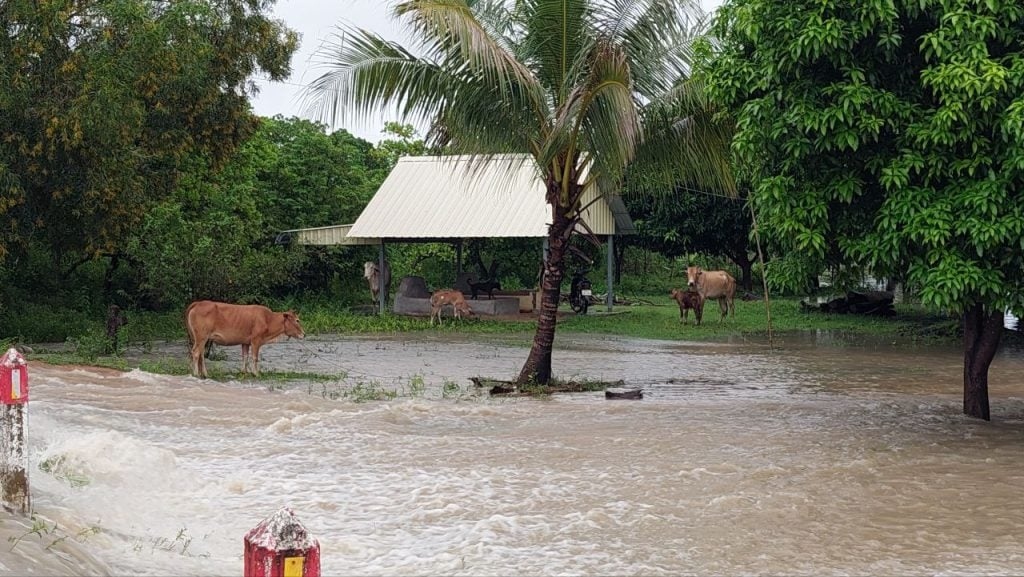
[244,507,317,552]
[1,348,26,368]
[244,508,320,577]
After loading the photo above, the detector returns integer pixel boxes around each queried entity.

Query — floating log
[605,387,643,400]
[471,376,629,397]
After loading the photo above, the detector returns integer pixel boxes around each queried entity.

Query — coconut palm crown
[306,0,735,384]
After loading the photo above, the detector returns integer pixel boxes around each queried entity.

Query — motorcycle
[569,268,593,314]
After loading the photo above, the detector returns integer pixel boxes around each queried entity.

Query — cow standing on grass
[363,260,392,306]
[671,288,704,326]
[686,266,736,322]
[430,289,474,325]
[185,301,304,378]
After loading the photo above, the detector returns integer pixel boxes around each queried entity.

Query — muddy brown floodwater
[5,331,1024,576]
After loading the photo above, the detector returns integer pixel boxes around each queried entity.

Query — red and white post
[244,507,320,577]
[0,347,30,516]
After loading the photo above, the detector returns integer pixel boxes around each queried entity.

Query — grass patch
[19,296,966,380]
[38,456,90,488]
[556,297,959,345]
[31,353,129,371]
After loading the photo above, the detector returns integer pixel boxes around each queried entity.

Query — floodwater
[5,331,1024,576]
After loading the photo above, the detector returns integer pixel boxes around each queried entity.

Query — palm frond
[577,42,640,186]
[592,0,709,98]
[633,75,736,196]
[393,0,539,96]
[303,25,452,131]
[518,0,590,101]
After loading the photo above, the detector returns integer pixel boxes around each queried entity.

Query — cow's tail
[184,301,201,349]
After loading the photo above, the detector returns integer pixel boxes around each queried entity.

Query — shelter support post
[378,242,387,315]
[456,240,463,277]
[605,235,614,312]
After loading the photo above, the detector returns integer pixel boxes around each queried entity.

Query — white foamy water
[6,332,1024,576]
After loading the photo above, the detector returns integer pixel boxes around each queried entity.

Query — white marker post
[0,347,30,516]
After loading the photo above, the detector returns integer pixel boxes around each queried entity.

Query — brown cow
[686,266,736,322]
[429,289,473,326]
[671,288,704,326]
[185,301,304,378]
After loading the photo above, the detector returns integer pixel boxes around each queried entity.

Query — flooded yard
[6,331,1024,576]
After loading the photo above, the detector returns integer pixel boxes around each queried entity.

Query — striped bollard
[244,507,320,577]
[0,347,30,516]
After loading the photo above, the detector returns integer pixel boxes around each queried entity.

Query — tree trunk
[730,251,753,291]
[962,304,1004,420]
[103,253,121,303]
[517,197,572,385]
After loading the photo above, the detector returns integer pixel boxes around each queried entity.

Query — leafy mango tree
[708,0,1024,419]
[305,0,735,384]
[0,0,298,270]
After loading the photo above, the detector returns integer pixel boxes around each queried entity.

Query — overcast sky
[250,0,725,143]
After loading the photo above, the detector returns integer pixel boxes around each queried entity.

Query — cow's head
[363,261,377,280]
[282,311,305,339]
[455,300,475,319]
[686,266,703,289]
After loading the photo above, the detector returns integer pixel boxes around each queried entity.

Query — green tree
[250,116,384,230]
[125,153,304,307]
[708,0,1024,419]
[626,189,754,289]
[373,121,431,169]
[0,0,298,268]
[306,0,734,384]
[126,116,386,307]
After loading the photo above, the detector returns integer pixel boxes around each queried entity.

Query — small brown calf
[430,289,474,325]
[671,288,704,326]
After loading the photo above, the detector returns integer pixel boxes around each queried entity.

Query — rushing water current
[4,331,1024,576]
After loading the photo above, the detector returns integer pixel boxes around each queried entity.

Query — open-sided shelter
[281,154,634,313]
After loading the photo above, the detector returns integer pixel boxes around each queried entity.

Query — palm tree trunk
[962,304,1004,420]
[517,204,572,384]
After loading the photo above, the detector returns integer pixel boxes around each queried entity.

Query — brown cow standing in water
[185,301,304,378]
[686,266,737,322]
[671,288,704,326]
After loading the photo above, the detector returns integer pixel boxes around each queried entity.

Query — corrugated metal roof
[347,154,625,239]
[279,224,379,246]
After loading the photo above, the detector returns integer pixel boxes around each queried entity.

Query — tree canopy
[126,116,384,307]
[0,0,298,266]
[708,0,1024,419]
[626,188,753,288]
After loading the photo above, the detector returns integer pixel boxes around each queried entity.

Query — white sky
[250,0,725,143]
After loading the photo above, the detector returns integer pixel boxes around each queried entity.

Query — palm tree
[305,0,734,384]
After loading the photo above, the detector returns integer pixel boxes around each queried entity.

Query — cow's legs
[251,343,262,376]
[190,338,208,378]
[718,297,728,322]
[240,344,251,374]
